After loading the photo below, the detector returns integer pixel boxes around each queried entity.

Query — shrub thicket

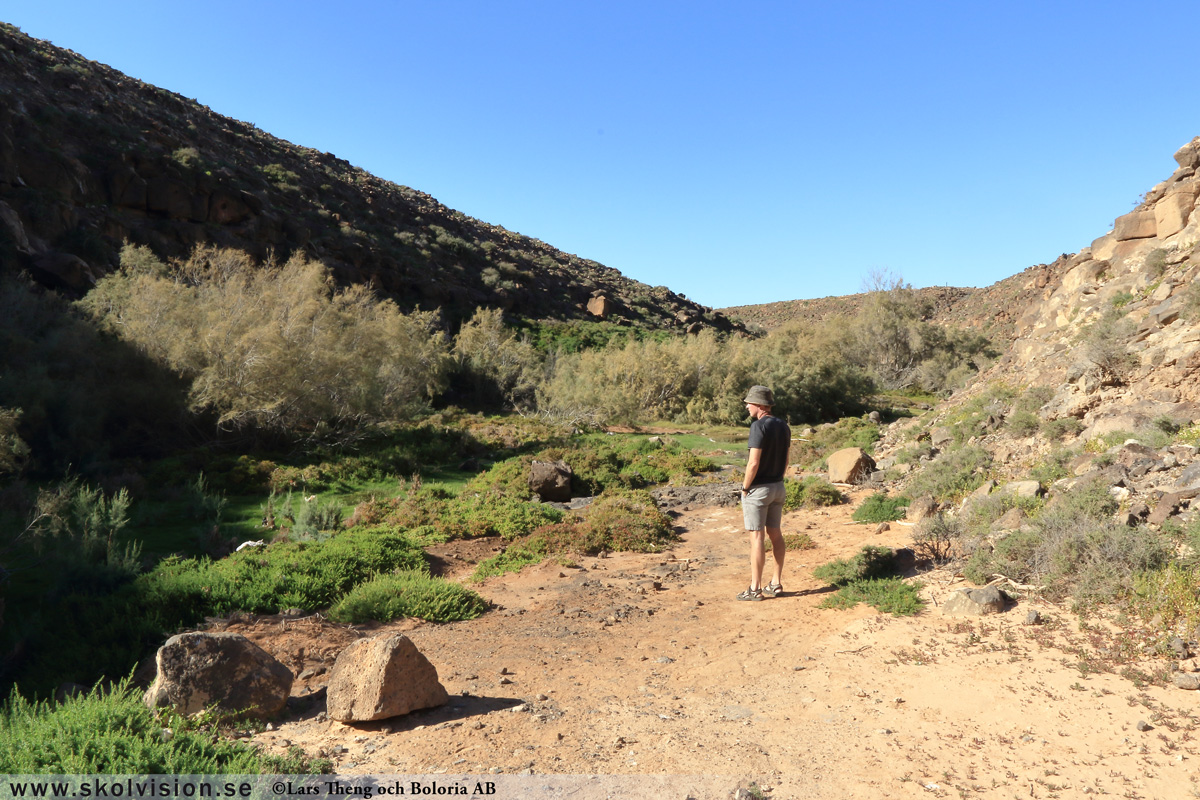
[80,245,450,439]
[963,479,1172,606]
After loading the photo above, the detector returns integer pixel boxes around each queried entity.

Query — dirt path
[212,489,1199,799]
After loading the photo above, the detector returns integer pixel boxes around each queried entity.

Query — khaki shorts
[742,482,785,530]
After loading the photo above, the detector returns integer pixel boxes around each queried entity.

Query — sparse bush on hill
[963,478,1172,606]
[1078,308,1138,383]
[904,445,992,502]
[846,271,995,394]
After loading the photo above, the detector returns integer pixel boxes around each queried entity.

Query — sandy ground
[207,488,1200,799]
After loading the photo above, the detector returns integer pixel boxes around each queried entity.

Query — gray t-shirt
[747,415,790,485]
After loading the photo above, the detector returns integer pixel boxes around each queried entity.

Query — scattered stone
[326,633,449,722]
[144,632,293,718]
[536,693,548,701]
[1169,637,1193,659]
[1173,673,1200,691]
[499,677,514,685]
[874,522,890,534]
[656,657,675,664]
[1136,720,1152,732]
[1025,610,1042,625]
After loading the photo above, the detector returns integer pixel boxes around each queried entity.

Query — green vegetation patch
[0,681,326,773]
[328,571,487,624]
[471,489,676,580]
[812,546,923,616]
[783,476,845,510]
[851,492,909,523]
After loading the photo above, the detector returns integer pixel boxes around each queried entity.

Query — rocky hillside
[0,23,740,334]
[868,136,1200,531]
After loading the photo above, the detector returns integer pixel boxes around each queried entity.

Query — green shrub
[292,498,345,540]
[820,577,924,616]
[0,681,326,773]
[964,478,1172,605]
[328,571,487,623]
[1041,417,1083,441]
[469,489,676,579]
[904,445,992,502]
[471,538,548,581]
[1006,411,1040,437]
[851,493,909,523]
[812,545,897,585]
[783,476,845,510]
[781,532,816,551]
[1133,563,1200,637]
[140,526,428,625]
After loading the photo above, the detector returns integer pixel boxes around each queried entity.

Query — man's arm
[743,448,762,492]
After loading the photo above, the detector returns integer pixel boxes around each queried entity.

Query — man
[738,385,790,601]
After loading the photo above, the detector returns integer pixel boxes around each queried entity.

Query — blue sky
[5,1,1198,308]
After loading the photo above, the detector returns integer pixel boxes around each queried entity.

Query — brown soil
[206,488,1200,798]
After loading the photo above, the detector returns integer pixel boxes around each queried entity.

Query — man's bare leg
[766,525,784,587]
[749,528,767,590]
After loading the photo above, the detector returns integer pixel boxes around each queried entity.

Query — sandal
[762,581,783,598]
[737,586,763,602]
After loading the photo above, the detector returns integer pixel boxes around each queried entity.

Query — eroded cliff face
[981,136,1200,443]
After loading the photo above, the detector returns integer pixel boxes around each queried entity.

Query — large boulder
[586,296,612,319]
[144,632,293,718]
[529,459,572,501]
[942,586,1007,616]
[827,448,875,485]
[327,633,449,722]
[1113,210,1158,241]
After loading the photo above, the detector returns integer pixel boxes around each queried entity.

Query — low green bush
[1041,417,1083,441]
[964,478,1172,605]
[328,571,487,623]
[471,538,548,581]
[780,532,816,551]
[0,681,326,773]
[851,493,909,523]
[904,445,992,502]
[820,577,924,616]
[140,526,428,625]
[812,545,898,585]
[470,489,676,579]
[784,476,846,510]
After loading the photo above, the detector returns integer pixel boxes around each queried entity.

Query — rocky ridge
[0,23,741,335]
[867,135,1200,533]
